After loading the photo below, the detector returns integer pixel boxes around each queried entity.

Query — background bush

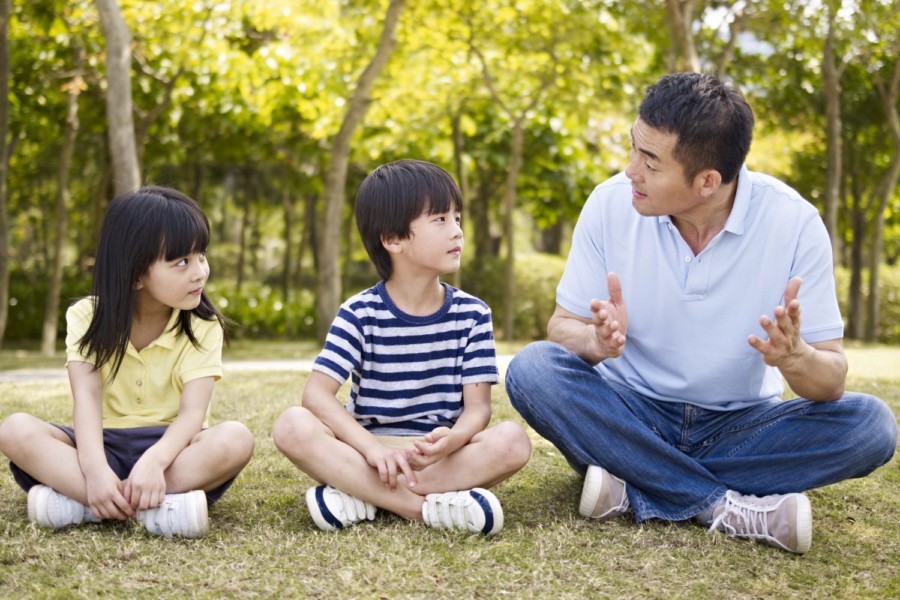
[462,253,566,340]
[5,262,900,345]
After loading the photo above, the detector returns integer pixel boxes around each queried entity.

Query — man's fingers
[607,272,624,305]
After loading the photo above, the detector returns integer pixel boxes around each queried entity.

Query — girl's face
[136,251,210,312]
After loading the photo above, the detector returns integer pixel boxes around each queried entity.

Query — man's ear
[695,169,722,198]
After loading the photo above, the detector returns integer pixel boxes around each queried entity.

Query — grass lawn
[0,342,897,598]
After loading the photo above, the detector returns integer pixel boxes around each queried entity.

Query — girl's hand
[124,456,167,510]
[364,444,417,490]
[408,427,454,470]
[85,466,133,520]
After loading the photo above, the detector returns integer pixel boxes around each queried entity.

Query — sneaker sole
[579,465,605,518]
[305,486,340,532]
[792,494,812,554]
[471,488,503,535]
[181,490,210,539]
[27,485,50,526]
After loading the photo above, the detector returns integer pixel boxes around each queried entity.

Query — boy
[273,159,531,535]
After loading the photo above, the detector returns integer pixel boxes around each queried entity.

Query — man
[505,72,897,554]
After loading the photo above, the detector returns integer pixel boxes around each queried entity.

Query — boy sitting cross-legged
[273,159,531,535]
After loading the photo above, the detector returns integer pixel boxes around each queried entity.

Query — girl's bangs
[158,205,210,260]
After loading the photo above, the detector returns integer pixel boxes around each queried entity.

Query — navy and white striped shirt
[313,281,499,436]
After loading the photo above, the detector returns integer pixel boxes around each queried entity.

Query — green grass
[0,343,898,598]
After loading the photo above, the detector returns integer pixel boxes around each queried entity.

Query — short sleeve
[178,317,224,384]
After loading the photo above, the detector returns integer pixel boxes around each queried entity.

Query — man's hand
[587,272,628,360]
[748,277,808,369]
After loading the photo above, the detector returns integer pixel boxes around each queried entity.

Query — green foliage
[206,281,316,340]
[835,264,900,344]
[3,270,92,343]
[462,252,565,340]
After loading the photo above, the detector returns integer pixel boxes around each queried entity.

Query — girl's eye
[645,163,656,172]
[175,258,189,267]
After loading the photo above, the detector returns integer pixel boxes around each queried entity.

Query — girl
[0,186,254,538]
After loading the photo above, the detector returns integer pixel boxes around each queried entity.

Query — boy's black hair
[639,72,754,184]
[78,185,228,380]
[355,159,463,281]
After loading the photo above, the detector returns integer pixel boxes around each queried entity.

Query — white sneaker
[579,465,631,520]
[421,488,503,535]
[27,485,100,529]
[707,490,812,554]
[137,490,209,539]
[306,485,376,532]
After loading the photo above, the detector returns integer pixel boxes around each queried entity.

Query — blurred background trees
[2,0,899,352]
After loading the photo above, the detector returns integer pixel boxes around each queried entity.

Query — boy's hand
[408,427,454,470]
[124,456,167,510]
[364,444,418,490]
[85,466,134,520]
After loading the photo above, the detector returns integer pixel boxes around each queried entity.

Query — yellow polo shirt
[65,298,223,428]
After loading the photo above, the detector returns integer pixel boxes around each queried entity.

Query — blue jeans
[505,341,898,523]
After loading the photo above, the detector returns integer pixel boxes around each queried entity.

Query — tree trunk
[471,164,495,262]
[0,0,11,347]
[864,57,900,341]
[448,105,468,288]
[822,6,843,266]
[666,0,700,72]
[316,0,405,343]
[94,0,140,195]
[236,171,252,293]
[501,119,524,340]
[847,183,864,340]
[295,192,318,289]
[42,44,84,356]
[282,188,295,300]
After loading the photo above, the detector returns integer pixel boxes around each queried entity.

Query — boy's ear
[381,234,403,254]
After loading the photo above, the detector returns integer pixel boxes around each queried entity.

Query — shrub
[205,281,317,339]
[833,265,900,344]
[461,253,566,340]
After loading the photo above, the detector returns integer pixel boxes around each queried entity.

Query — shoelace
[707,492,774,543]
[609,482,631,514]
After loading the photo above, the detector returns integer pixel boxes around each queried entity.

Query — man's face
[624,118,701,219]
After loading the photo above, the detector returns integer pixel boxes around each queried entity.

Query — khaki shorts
[375,435,424,449]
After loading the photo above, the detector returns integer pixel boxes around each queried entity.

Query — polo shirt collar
[657,164,751,236]
[154,309,183,349]
[723,164,751,235]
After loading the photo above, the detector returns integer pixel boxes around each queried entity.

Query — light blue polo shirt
[557,166,843,410]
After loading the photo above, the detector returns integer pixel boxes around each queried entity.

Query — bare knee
[208,420,255,469]
[488,421,532,473]
[0,413,45,453]
[272,406,321,457]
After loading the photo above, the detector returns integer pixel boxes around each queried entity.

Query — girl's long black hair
[78,186,228,380]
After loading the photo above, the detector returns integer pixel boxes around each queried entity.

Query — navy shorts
[9,424,234,504]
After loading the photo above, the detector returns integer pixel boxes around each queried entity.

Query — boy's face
[395,207,464,276]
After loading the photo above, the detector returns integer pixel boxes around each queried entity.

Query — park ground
[0,341,897,598]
